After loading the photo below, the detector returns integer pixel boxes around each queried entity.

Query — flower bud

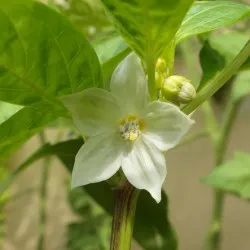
[156,57,167,73]
[162,75,196,104]
[155,72,164,89]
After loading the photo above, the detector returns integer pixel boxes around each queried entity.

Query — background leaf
[2,138,177,250]
[176,1,250,43]
[94,36,128,63]
[101,0,193,60]
[93,36,130,84]
[203,152,250,200]
[207,32,249,67]
[67,187,111,250]
[0,102,63,160]
[199,31,249,90]
[0,0,102,106]
[232,70,250,102]
[199,41,226,89]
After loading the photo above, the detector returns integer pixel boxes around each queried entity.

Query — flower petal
[72,133,123,188]
[142,101,194,151]
[61,88,120,136]
[121,137,167,203]
[110,53,149,115]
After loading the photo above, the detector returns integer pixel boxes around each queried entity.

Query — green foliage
[101,47,131,85]
[203,152,250,200]
[1,1,250,249]
[208,32,249,67]
[85,182,178,250]
[232,70,250,102]
[0,0,102,159]
[176,1,250,43]
[0,0,102,106]
[93,36,130,84]
[62,0,112,39]
[1,138,177,250]
[199,41,226,89]
[101,0,194,60]
[67,187,111,250]
[241,57,250,71]
[0,103,61,160]
[0,101,22,124]
[199,31,249,90]
[94,36,128,64]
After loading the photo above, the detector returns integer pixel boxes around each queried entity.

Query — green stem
[182,39,250,115]
[204,100,242,250]
[110,182,140,250]
[37,132,51,250]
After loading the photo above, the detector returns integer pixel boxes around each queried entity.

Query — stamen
[119,115,142,141]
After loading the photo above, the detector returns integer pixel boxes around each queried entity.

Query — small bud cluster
[155,58,168,89]
[155,58,196,105]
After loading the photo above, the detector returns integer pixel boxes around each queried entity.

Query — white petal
[72,133,123,188]
[110,53,149,116]
[121,137,167,203]
[142,101,194,151]
[61,88,120,136]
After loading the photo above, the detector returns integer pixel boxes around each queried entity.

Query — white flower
[61,53,193,203]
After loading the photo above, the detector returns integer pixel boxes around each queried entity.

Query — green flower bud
[162,75,196,104]
[155,72,164,89]
[156,57,167,73]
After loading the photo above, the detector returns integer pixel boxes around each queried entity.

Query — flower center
[119,115,142,142]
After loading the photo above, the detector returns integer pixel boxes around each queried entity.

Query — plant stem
[182,39,250,115]
[110,182,140,250]
[38,132,51,250]
[204,99,242,250]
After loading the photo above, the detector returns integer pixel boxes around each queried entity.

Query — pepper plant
[0,0,250,250]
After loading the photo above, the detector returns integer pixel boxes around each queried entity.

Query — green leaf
[94,36,128,64]
[199,31,249,90]
[232,70,250,102]
[203,152,250,200]
[101,47,131,85]
[241,57,250,71]
[199,41,226,89]
[0,102,62,160]
[0,101,22,124]
[93,36,131,84]
[176,1,250,43]
[2,138,177,250]
[63,0,112,38]
[67,219,110,250]
[207,32,249,66]
[0,0,102,106]
[101,0,193,60]
[0,0,103,159]
[67,188,111,250]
